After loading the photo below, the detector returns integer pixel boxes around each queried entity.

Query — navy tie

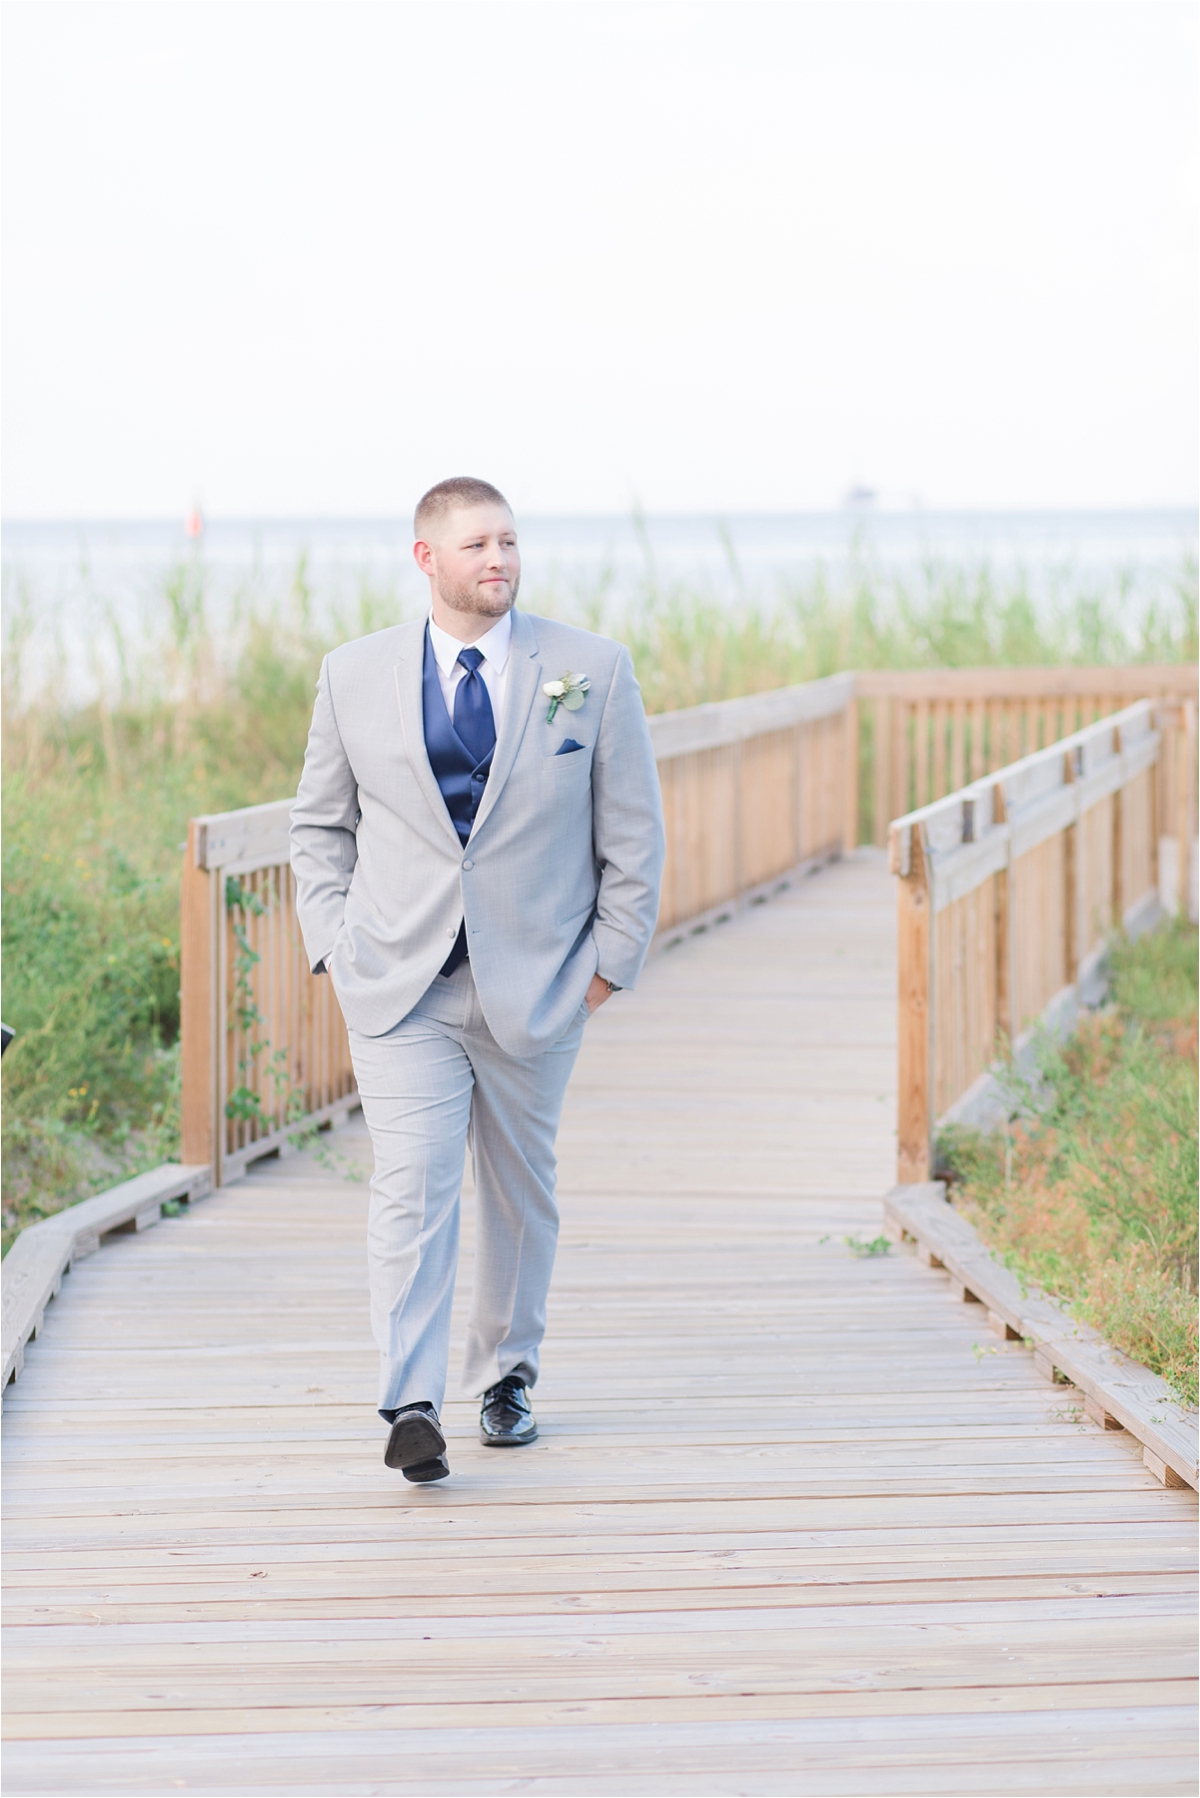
[453,647,497,766]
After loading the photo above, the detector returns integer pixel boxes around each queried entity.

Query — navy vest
[422,626,494,971]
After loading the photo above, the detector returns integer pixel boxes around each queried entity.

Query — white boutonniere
[543,671,590,723]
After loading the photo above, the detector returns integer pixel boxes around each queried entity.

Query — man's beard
[435,570,519,617]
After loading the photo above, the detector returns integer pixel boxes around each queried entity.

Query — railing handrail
[192,801,292,874]
[646,671,854,760]
[855,663,1196,699]
[888,699,1159,885]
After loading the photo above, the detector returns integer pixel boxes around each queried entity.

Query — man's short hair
[414,476,511,540]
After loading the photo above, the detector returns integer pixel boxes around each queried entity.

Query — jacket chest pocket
[541,747,592,777]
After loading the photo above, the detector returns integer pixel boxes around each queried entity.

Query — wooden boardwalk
[3,852,1196,1795]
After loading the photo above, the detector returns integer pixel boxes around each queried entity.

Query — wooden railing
[888,698,1178,1184]
[854,665,1196,858]
[180,807,359,1185]
[650,672,854,936]
[180,663,1196,1187]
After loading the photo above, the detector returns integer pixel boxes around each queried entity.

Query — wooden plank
[5,1522,1194,1567]
[6,1565,1193,1609]
[7,1581,1194,1632]
[9,1589,1194,1639]
[5,1706,1197,1773]
[3,1683,1196,1753]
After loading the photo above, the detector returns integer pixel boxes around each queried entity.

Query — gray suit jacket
[289,610,665,1054]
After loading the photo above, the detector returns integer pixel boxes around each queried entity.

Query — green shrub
[939,921,1199,1407]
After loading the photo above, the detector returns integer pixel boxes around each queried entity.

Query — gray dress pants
[348,960,588,1416]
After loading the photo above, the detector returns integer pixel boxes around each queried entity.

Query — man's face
[415,504,521,619]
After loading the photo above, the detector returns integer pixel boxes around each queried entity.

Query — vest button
[462,859,474,871]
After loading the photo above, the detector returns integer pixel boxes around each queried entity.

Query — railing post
[1063,748,1078,984]
[873,697,892,847]
[1179,700,1197,921]
[842,692,859,851]
[992,783,1013,1046]
[1152,701,1181,918]
[731,737,745,904]
[180,820,219,1177]
[892,700,909,824]
[1111,728,1125,930]
[893,822,934,1183]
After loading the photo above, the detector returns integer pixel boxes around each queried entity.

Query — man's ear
[413,538,436,577]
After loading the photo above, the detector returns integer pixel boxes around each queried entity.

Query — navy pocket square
[555,739,586,755]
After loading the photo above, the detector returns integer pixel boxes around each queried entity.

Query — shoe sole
[384,1411,446,1471]
[479,1425,539,1447]
[403,1455,450,1483]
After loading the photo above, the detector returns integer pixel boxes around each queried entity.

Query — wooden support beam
[1179,699,1196,920]
[1144,1447,1189,1488]
[1084,1394,1125,1431]
[896,824,934,1183]
[873,696,892,848]
[841,695,859,851]
[914,698,930,810]
[992,785,1012,1047]
[180,820,218,1173]
[1063,748,1078,985]
[1111,755,1124,929]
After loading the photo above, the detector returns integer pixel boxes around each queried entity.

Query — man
[290,477,665,1482]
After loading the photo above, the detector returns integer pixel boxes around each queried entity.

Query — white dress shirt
[427,610,512,733]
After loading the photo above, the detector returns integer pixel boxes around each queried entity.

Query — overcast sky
[2,0,1196,518]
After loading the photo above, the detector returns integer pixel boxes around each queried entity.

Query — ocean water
[3,509,1195,704]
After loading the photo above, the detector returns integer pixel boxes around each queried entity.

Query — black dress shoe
[384,1402,449,1480]
[480,1374,538,1447]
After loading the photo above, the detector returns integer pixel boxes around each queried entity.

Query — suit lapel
[471,609,540,835]
[392,620,462,849]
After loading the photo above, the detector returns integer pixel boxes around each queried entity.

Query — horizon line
[4,503,1198,529]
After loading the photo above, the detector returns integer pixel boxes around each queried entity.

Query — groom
[290,477,664,1482]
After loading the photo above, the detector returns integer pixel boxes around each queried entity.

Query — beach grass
[2,548,1196,1248]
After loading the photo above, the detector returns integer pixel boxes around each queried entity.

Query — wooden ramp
[3,852,1196,1795]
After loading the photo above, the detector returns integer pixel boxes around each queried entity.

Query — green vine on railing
[224,876,273,1123]
[223,876,361,1180]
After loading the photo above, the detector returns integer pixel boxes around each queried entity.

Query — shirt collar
[428,609,512,677]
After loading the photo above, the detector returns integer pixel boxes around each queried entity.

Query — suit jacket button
[462,859,474,870]
[446,926,457,937]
